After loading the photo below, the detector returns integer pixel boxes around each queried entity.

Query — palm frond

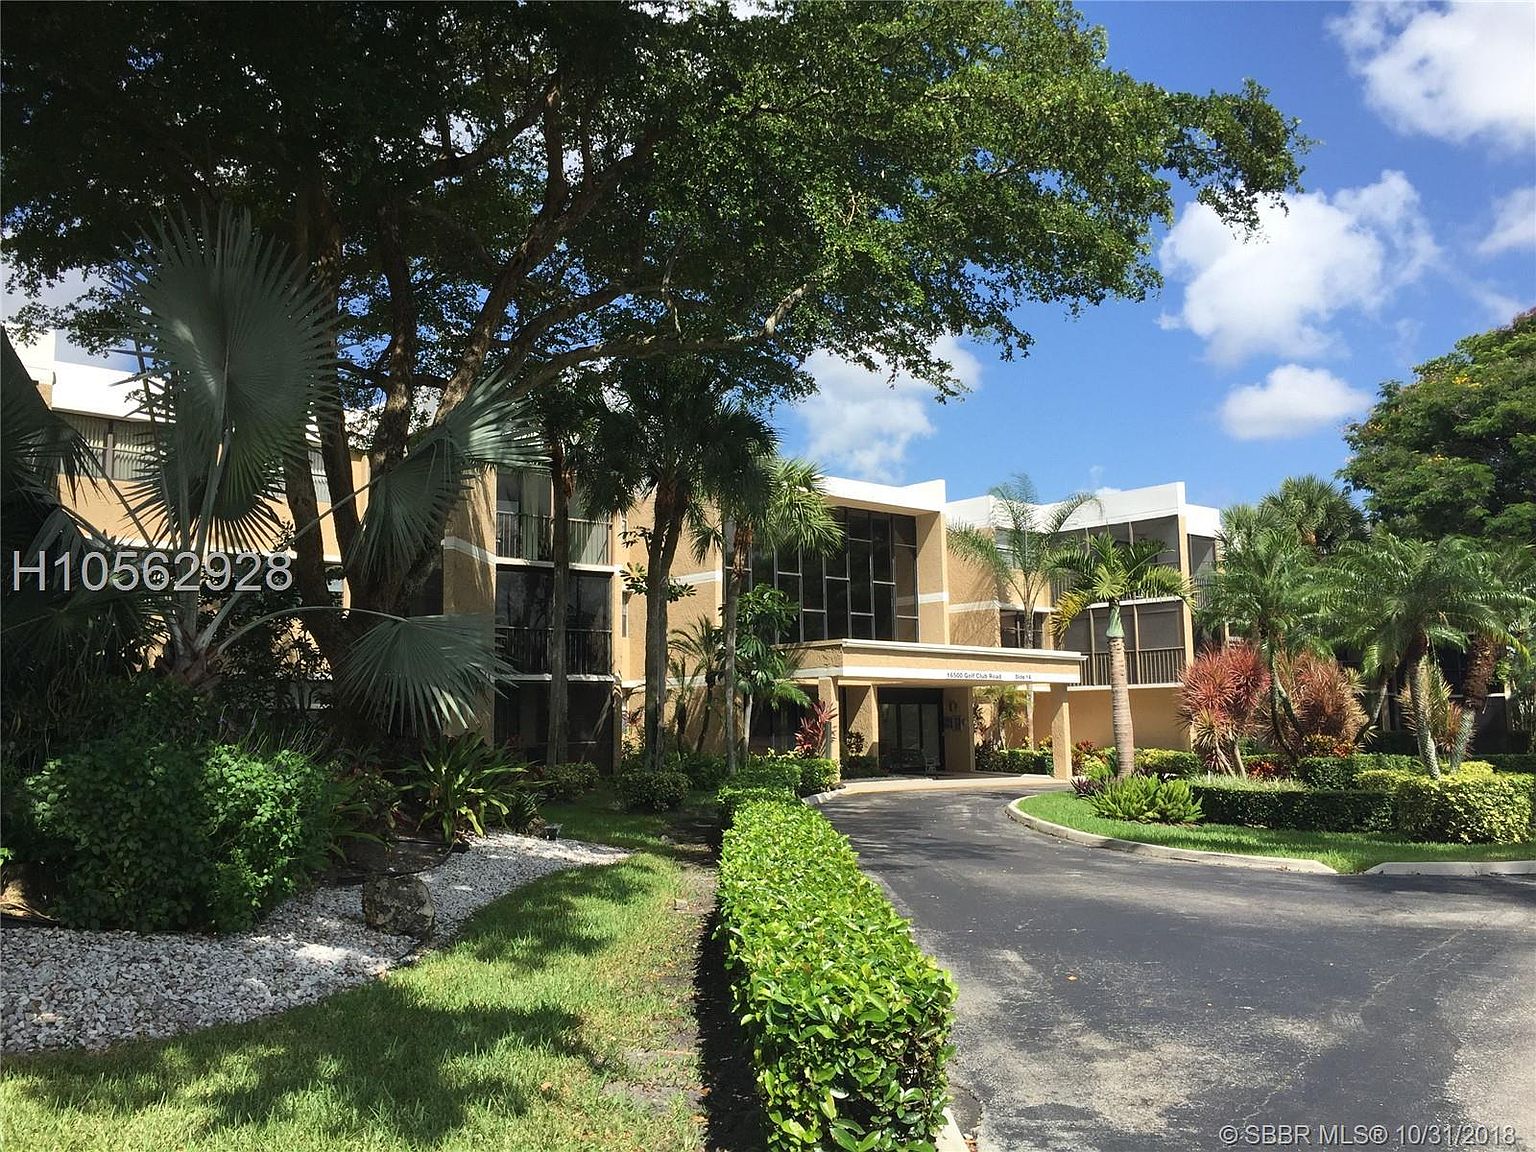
[336,613,510,733]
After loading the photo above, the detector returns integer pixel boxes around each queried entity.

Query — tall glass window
[751,508,919,642]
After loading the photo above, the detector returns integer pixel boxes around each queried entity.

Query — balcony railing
[495,511,610,565]
[498,626,613,677]
[1083,646,1186,687]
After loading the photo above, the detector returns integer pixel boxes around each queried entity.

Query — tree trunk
[1106,606,1135,780]
[643,492,683,773]
[742,693,754,764]
[547,442,572,766]
[722,521,746,774]
[1409,652,1441,778]
[694,667,718,754]
[1448,632,1499,772]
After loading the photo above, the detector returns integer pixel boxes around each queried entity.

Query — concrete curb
[936,1107,969,1152]
[1005,799,1339,873]
[1362,859,1536,876]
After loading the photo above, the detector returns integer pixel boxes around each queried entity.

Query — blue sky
[786,1,1536,511]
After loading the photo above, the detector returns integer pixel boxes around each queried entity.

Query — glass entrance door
[878,688,944,773]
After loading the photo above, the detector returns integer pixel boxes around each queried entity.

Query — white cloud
[1218,364,1373,441]
[1159,170,1437,364]
[1477,187,1536,256]
[794,335,981,483]
[1330,1,1536,150]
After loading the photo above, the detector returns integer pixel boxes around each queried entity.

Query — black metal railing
[498,626,613,676]
[1084,646,1186,687]
[495,511,610,565]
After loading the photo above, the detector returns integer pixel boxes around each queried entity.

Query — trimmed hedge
[1135,748,1202,778]
[1394,774,1533,843]
[1483,754,1536,775]
[976,746,1053,774]
[26,739,331,932]
[1190,780,1394,833]
[1296,754,1421,790]
[538,761,600,801]
[615,769,690,812]
[840,754,883,779]
[795,756,840,795]
[718,801,956,1150]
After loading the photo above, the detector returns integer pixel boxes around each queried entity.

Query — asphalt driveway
[820,784,1536,1152]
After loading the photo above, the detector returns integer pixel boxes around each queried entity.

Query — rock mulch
[1,832,627,1055]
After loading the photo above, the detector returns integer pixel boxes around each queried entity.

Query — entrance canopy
[786,638,1084,688]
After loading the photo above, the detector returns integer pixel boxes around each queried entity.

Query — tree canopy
[3,0,1306,664]
[1342,310,1536,546]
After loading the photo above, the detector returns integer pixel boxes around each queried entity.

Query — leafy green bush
[1190,780,1394,833]
[793,756,840,795]
[1135,748,1202,778]
[615,769,690,812]
[977,746,1053,773]
[404,734,529,843]
[27,738,331,932]
[671,749,728,791]
[718,801,955,1150]
[539,761,600,802]
[840,753,883,778]
[1483,754,1536,775]
[737,756,805,793]
[1394,775,1532,843]
[1352,767,1422,795]
[1089,777,1203,824]
[1295,756,1356,790]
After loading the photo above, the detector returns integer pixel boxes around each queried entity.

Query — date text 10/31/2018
[10,550,294,594]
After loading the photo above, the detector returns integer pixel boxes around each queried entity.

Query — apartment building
[20,334,1220,777]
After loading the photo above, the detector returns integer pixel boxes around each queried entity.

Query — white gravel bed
[1,832,628,1055]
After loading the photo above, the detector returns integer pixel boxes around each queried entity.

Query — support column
[843,684,877,761]
[817,677,840,763]
[942,685,974,773]
[1041,683,1073,779]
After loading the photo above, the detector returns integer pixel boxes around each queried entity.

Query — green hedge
[1483,754,1536,775]
[1190,780,1394,833]
[718,802,955,1150]
[1394,775,1533,843]
[976,746,1053,774]
[1135,748,1202,778]
[538,761,600,802]
[794,756,840,795]
[615,769,691,812]
[1296,754,1422,790]
[840,754,883,779]
[26,739,331,932]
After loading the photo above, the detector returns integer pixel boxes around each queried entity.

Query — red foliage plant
[1265,652,1369,752]
[1178,643,1271,776]
[794,700,835,758]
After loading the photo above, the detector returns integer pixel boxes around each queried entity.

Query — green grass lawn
[1017,791,1536,874]
[1,853,717,1152]
[540,786,720,862]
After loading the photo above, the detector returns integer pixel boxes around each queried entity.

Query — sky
[785,1,1536,511]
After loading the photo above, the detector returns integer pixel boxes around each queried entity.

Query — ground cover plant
[1017,792,1536,873]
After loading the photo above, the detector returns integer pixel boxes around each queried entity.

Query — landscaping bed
[2,832,625,1054]
[1016,791,1536,873]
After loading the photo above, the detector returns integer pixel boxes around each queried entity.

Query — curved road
[820,784,1536,1152]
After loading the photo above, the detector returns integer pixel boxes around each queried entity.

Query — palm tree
[703,456,841,771]
[1324,534,1511,777]
[1258,474,1365,556]
[948,474,1100,649]
[3,210,539,733]
[1197,522,1323,756]
[669,617,727,753]
[1446,545,1534,770]
[735,583,811,752]
[587,357,776,772]
[1051,535,1190,779]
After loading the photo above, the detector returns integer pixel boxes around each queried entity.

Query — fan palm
[1258,474,1365,556]
[948,474,1100,649]
[1324,533,1512,777]
[3,209,542,733]
[1051,535,1190,779]
[586,357,777,771]
[1445,545,1534,770]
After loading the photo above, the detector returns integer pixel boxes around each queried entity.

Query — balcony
[496,511,611,565]
[1083,646,1186,687]
[498,626,613,677]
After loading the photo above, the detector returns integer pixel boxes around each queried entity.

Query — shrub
[718,801,955,1150]
[670,749,728,791]
[1483,754,1536,775]
[794,756,840,795]
[615,769,690,812]
[404,734,528,843]
[539,761,601,802]
[977,746,1053,774]
[1245,757,1290,781]
[1394,775,1532,843]
[840,753,882,779]
[1135,748,1202,778]
[1178,642,1269,774]
[1089,777,1203,824]
[1190,780,1394,833]
[793,700,835,758]
[27,738,331,932]
[1295,756,1356,791]
[1352,767,1422,795]
[1070,774,1104,798]
[737,756,804,794]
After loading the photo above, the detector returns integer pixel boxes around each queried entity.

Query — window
[749,508,920,643]
[309,448,331,504]
[621,591,630,638]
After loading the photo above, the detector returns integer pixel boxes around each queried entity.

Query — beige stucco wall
[1066,686,1189,750]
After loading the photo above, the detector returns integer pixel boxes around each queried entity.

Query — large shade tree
[4,0,1306,680]
[1051,535,1190,779]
